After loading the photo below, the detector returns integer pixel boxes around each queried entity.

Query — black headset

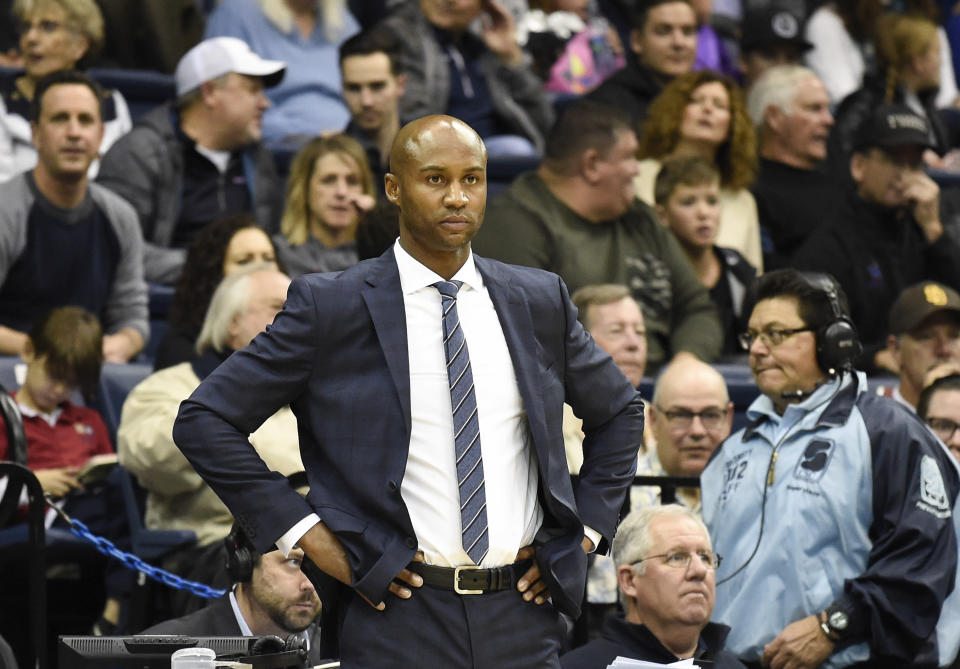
[224,522,257,584]
[798,272,862,376]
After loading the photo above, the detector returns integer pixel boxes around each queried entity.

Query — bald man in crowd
[643,357,732,510]
[586,357,732,610]
[173,115,644,667]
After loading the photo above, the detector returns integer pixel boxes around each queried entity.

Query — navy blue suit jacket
[173,249,644,617]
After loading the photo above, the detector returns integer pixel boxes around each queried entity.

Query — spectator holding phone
[273,134,375,277]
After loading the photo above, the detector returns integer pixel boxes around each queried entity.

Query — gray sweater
[0,173,149,341]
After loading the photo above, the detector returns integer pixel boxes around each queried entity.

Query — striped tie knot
[433,280,463,299]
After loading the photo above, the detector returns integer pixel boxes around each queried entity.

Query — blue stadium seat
[487,153,541,200]
[87,68,176,122]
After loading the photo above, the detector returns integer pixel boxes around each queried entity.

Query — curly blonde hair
[638,70,757,191]
[280,134,376,247]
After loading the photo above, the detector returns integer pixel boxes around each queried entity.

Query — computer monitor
[58,635,310,669]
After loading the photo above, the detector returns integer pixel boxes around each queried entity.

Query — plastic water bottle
[170,647,216,669]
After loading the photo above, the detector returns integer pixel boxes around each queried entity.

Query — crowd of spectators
[3,0,960,666]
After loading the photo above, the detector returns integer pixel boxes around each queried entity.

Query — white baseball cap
[175,37,286,97]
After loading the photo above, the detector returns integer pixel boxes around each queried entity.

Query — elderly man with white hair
[118,264,302,614]
[748,64,841,270]
[561,504,746,668]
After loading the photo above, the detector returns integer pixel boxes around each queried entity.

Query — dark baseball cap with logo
[741,0,811,52]
[853,104,934,152]
[889,282,960,334]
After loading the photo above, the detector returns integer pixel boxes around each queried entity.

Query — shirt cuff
[275,513,320,557]
[583,525,601,553]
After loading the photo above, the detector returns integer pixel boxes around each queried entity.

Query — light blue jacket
[702,372,959,667]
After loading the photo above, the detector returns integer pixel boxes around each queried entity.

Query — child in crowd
[0,306,127,634]
[0,306,111,491]
[654,155,756,356]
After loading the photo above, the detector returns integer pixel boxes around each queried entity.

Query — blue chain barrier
[48,498,226,599]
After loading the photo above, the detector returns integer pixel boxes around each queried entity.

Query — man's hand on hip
[298,521,423,611]
[516,545,550,604]
[761,615,834,669]
[516,537,592,605]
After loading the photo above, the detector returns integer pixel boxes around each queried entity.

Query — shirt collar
[14,391,64,427]
[393,239,483,296]
[228,589,311,649]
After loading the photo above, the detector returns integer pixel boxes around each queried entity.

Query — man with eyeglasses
[580,354,730,620]
[644,356,733,509]
[793,104,960,372]
[918,374,960,464]
[561,504,746,668]
[700,269,960,669]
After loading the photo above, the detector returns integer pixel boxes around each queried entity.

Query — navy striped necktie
[433,280,489,565]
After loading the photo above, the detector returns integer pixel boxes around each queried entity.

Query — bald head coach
[173,115,645,667]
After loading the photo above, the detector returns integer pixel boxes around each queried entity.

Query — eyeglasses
[927,417,960,442]
[656,405,728,431]
[738,327,813,351]
[633,550,722,570]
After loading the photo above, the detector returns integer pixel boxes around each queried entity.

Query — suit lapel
[361,250,411,434]
[476,257,551,472]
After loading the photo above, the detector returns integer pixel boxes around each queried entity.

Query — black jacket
[560,612,747,668]
[586,60,668,132]
[711,246,757,356]
[792,191,960,365]
[751,158,844,270]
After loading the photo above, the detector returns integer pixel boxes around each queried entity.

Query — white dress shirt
[278,243,543,566]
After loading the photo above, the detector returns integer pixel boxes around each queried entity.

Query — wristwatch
[819,606,850,642]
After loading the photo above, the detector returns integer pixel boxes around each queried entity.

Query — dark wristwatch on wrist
[819,605,850,642]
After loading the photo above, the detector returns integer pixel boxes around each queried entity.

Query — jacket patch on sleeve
[919,454,952,519]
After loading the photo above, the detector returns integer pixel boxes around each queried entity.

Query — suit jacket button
[405,536,417,549]
[387,480,398,492]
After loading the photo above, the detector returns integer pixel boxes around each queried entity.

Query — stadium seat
[88,68,176,122]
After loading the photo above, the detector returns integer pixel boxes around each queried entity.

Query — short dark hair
[28,306,103,399]
[338,27,403,76]
[746,269,851,334]
[31,70,104,122]
[543,100,634,174]
[631,0,694,31]
[653,155,720,205]
[917,373,960,419]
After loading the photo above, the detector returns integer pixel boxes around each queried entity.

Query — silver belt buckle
[453,565,482,595]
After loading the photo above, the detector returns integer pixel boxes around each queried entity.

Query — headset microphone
[780,388,813,401]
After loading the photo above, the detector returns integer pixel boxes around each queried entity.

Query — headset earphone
[798,272,863,376]
[224,523,256,584]
[717,273,858,586]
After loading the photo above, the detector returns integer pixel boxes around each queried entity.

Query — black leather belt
[408,559,531,595]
